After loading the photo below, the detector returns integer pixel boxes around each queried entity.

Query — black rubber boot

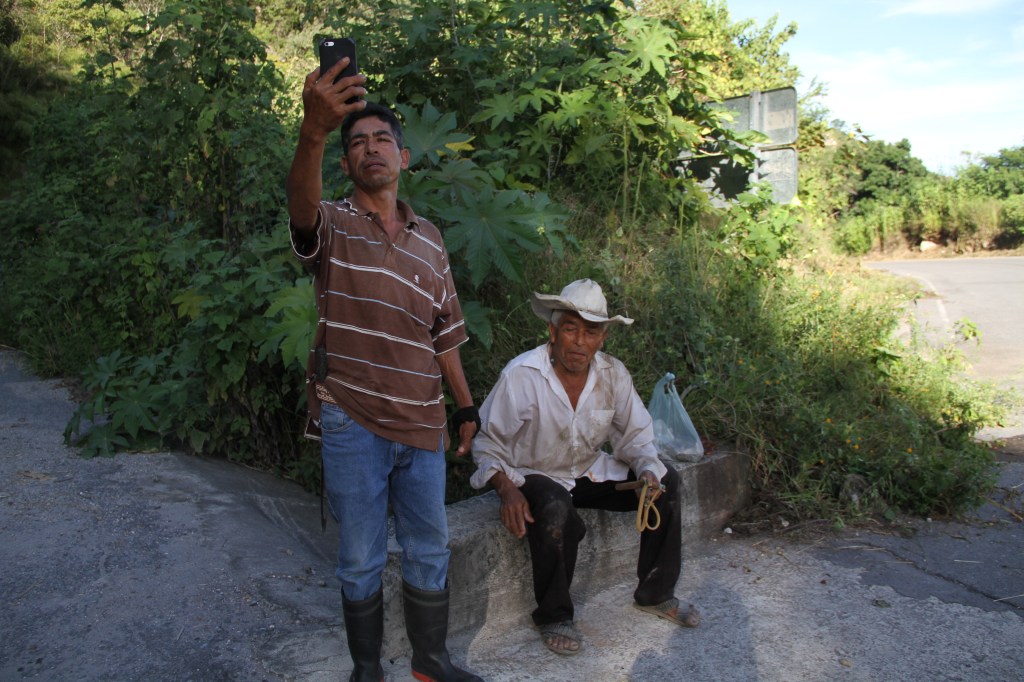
[402,581,483,682]
[342,587,385,682]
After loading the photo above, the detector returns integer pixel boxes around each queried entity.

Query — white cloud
[798,46,1024,172]
[728,1,1024,173]
[802,48,951,94]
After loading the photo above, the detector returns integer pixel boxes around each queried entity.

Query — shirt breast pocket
[588,409,615,433]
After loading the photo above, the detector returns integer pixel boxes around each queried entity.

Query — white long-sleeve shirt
[470,344,666,491]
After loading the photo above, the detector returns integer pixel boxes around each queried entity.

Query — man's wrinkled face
[548,311,608,376]
[341,115,409,190]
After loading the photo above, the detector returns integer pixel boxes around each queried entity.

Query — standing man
[286,54,481,682]
[470,279,701,656]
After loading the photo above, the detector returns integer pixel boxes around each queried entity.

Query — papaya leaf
[110,388,160,440]
[515,87,557,115]
[444,188,546,287]
[424,158,490,199]
[470,91,519,130]
[76,427,130,458]
[82,350,128,391]
[620,16,676,78]
[261,280,317,368]
[396,101,470,168]
[401,171,449,216]
[552,87,598,127]
[460,300,493,350]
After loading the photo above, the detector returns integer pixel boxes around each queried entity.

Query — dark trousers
[519,466,681,626]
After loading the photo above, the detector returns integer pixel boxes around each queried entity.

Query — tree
[850,138,929,211]
[639,0,800,98]
[959,145,1024,199]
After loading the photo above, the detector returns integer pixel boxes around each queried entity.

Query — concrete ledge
[377,448,751,657]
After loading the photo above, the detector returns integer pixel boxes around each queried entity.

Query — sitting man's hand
[638,470,663,502]
[492,472,534,539]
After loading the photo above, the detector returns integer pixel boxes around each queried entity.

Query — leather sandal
[634,597,701,628]
[539,620,583,656]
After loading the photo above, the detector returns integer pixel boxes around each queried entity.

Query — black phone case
[318,37,358,87]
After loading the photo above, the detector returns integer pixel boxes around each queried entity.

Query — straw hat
[530,279,633,326]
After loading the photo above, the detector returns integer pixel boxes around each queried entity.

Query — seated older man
[470,279,700,656]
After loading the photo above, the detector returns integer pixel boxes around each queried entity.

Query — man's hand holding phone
[299,37,367,141]
[318,38,360,94]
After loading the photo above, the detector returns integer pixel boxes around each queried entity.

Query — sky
[722,0,1024,174]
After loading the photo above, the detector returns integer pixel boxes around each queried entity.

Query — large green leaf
[443,188,545,287]
[261,280,317,369]
[619,16,677,78]
[423,158,490,200]
[470,91,518,130]
[460,300,493,349]
[397,101,473,168]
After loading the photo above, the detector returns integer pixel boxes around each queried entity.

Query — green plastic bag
[648,372,703,463]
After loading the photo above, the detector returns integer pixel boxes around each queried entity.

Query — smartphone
[319,37,358,96]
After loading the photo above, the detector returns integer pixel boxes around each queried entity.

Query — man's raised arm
[286,59,366,234]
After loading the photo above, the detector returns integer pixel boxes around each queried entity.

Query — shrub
[1001,194,1024,234]
[956,196,1003,246]
[461,195,1002,520]
[833,215,874,255]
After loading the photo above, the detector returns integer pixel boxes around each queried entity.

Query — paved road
[864,256,1024,441]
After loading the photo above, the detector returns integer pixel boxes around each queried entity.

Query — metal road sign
[679,87,799,205]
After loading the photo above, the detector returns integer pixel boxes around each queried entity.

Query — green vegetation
[798,115,1024,254]
[0,0,1012,522]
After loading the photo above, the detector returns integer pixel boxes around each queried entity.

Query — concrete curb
[378,449,752,657]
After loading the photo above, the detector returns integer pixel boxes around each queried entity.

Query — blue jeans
[320,402,451,601]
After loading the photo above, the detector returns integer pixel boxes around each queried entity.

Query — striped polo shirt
[291,198,468,451]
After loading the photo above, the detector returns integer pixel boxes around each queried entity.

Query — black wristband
[450,405,481,436]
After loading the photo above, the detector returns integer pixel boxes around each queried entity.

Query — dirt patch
[992,435,1024,460]
[862,245,1024,261]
